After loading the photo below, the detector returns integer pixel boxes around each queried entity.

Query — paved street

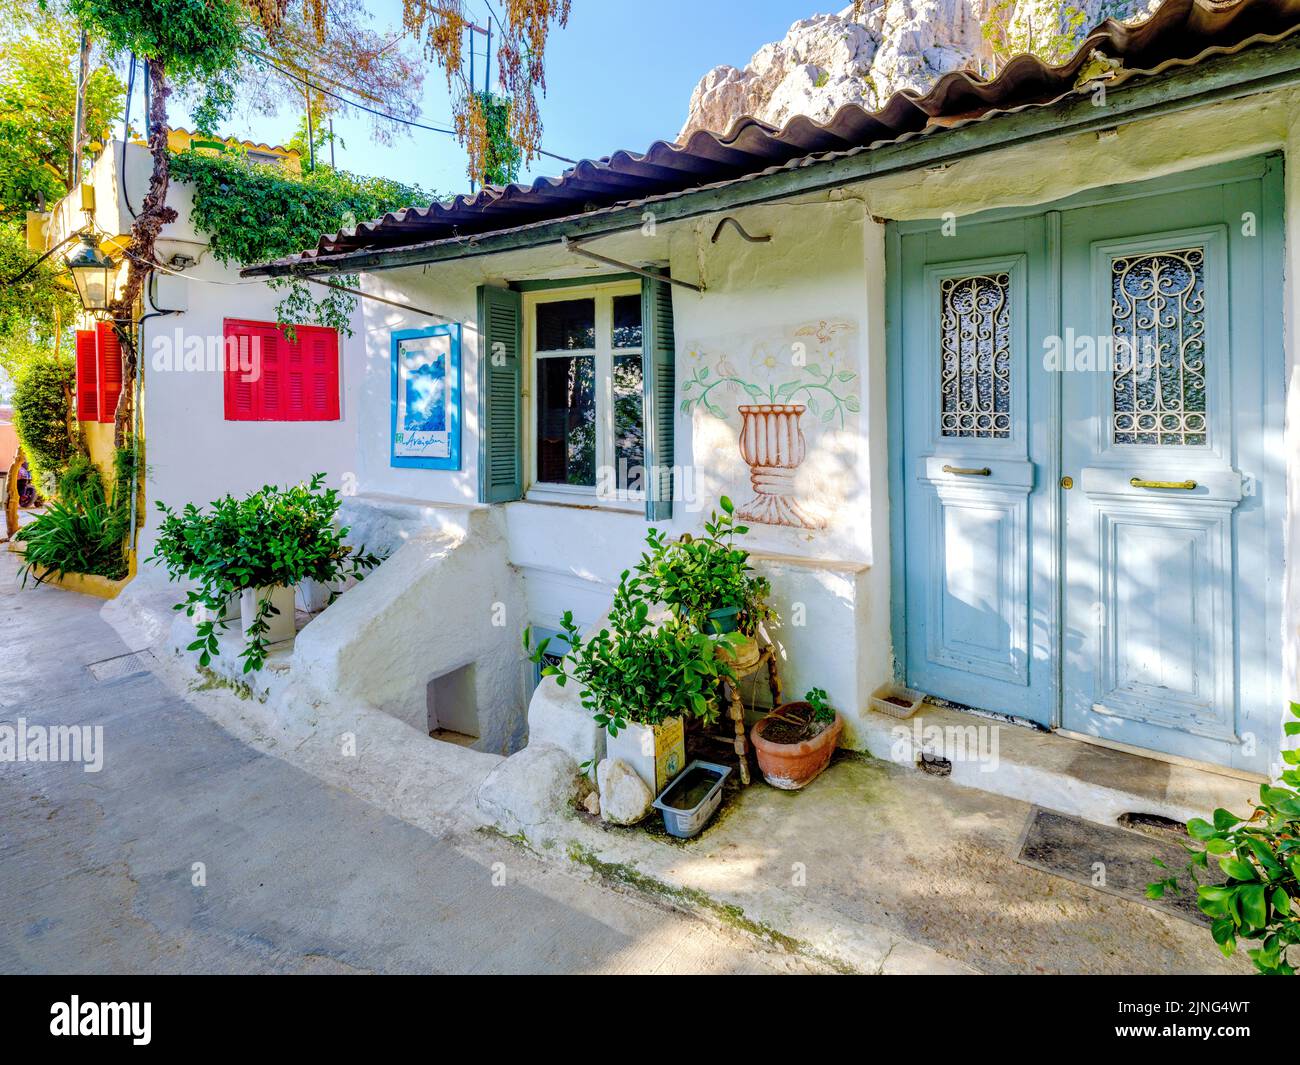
[0,553,816,975]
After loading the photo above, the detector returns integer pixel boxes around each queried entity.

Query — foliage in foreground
[10,355,76,496]
[635,497,774,638]
[151,474,382,672]
[1148,701,1300,975]
[527,568,737,737]
[16,452,130,583]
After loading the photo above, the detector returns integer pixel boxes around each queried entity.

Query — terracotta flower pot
[751,705,843,790]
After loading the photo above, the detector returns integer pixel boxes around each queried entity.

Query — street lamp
[64,233,117,314]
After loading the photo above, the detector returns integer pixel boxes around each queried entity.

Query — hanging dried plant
[401,0,570,185]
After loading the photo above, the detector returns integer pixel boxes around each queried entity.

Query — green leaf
[1213,807,1243,831]
[1239,883,1268,930]
[719,496,734,514]
[1219,857,1257,881]
[1187,817,1217,841]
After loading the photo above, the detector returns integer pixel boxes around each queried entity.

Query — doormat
[1014,806,1224,926]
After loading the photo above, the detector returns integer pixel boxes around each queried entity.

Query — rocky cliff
[679,0,1150,139]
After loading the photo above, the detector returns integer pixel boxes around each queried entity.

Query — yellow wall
[165,128,302,175]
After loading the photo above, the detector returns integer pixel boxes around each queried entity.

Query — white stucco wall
[353,195,892,741]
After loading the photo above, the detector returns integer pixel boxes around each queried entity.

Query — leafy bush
[1148,701,1300,975]
[527,569,735,737]
[635,497,774,637]
[10,355,75,496]
[152,474,382,672]
[168,148,435,336]
[16,455,129,583]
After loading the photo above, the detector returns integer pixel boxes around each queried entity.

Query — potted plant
[154,474,381,673]
[635,496,774,670]
[751,686,843,790]
[151,499,240,624]
[526,569,735,795]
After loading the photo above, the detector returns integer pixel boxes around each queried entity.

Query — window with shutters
[223,319,340,422]
[526,280,645,504]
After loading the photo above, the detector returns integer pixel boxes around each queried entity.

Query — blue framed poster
[391,324,461,470]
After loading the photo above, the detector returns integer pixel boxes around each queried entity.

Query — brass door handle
[942,465,992,477]
[1130,477,1197,491]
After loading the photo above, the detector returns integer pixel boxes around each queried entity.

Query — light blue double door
[891,158,1283,775]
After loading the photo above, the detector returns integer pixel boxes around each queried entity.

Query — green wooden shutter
[641,275,676,521]
[477,284,524,503]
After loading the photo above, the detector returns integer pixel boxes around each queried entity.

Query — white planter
[606,716,686,795]
[240,585,297,645]
[194,594,239,625]
[295,578,340,613]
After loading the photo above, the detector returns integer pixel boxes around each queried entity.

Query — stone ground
[617,750,1252,975]
[0,551,822,975]
[0,551,1255,976]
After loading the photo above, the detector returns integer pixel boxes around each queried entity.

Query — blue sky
[175,0,817,198]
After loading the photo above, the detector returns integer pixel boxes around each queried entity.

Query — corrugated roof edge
[244,0,1300,276]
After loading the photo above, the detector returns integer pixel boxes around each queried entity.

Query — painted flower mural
[681,320,859,530]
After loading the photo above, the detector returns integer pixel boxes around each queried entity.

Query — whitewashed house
[44,131,362,563]
[244,0,1300,816]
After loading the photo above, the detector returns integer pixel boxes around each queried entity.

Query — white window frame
[523,279,645,509]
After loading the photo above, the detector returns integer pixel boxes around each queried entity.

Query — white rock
[582,790,601,817]
[597,758,654,826]
[476,743,582,838]
[678,0,1148,141]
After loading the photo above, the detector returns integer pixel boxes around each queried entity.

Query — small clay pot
[751,704,842,790]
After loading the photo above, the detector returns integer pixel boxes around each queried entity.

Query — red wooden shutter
[95,321,123,423]
[222,319,338,422]
[300,325,340,420]
[223,321,256,420]
[284,327,307,418]
[75,329,98,422]
[259,326,284,419]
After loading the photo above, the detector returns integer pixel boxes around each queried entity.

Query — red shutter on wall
[94,321,123,423]
[223,320,339,422]
[298,325,340,420]
[75,329,98,423]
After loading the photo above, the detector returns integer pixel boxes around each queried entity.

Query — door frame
[886,153,1285,755]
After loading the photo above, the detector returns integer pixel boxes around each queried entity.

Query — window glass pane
[613,353,644,492]
[536,298,595,351]
[537,355,596,486]
[939,272,1011,439]
[1111,247,1207,446]
[612,294,643,349]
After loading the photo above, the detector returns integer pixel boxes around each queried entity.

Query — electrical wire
[247,49,579,166]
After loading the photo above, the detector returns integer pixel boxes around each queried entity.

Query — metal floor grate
[86,650,153,682]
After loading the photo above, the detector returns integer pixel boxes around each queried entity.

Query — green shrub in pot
[635,496,774,639]
[525,568,735,738]
[152,474,382,673]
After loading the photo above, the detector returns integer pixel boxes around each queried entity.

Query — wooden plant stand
[699,644,782,787]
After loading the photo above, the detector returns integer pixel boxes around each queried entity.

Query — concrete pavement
[0,553,821,975]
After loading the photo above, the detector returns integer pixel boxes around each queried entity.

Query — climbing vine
[475,92,523,186]
[169,149,435,334]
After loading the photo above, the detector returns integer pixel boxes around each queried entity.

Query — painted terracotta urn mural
[681,320,859,531]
